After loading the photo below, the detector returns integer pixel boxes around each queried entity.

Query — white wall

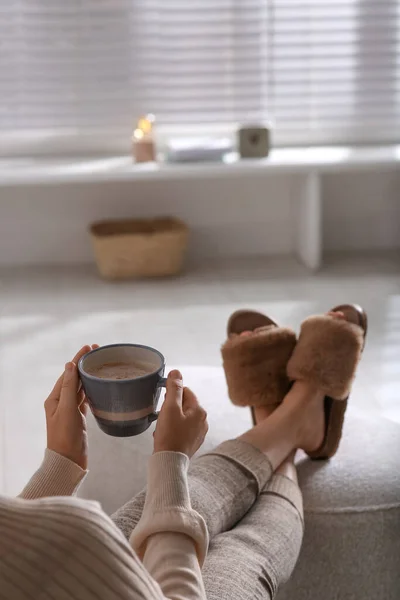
[0,170,399,266]
[322,170,400,252]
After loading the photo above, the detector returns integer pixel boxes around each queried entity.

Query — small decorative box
[238,126,270,158]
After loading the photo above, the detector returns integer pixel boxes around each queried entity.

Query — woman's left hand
[44,345,98,470]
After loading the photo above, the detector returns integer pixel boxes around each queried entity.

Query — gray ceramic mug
[78,343,167,437]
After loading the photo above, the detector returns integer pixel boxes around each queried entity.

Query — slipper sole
[308,304,368,460]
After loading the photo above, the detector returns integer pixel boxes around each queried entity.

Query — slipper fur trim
[286,315,364,400]
[222,326,297,407]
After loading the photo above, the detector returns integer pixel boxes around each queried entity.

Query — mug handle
[149,412,159,423]
[150,377,168,422]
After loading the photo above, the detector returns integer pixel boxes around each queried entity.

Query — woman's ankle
[275,451,298,483]
[283,380,325,453]
[239,402,300,469]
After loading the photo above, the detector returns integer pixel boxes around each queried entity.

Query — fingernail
[169,369,182,380]
[65,362,74,372]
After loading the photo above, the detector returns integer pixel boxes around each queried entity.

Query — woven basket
[90,217,189,280]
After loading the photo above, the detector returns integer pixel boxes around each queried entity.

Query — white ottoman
[79,367,400,600]
[278,409,400,600]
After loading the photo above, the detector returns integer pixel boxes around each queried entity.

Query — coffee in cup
[78,344,166,437]
[86,361,152,380]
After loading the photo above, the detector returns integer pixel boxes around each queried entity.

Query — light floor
[1,252,399,495]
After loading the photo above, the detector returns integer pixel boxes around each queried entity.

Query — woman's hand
[153,370,208,458]
[44,345,98,470]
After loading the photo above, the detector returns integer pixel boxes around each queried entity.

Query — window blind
[1,0,399,155]
[269,0,400,145]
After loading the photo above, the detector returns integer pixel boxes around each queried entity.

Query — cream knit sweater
[0,449,208,599]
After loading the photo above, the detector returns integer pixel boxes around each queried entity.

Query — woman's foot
[283,380,325,453]
[238,310,347,467]
[284,310,346,453]
[253,405,276,423]
[240,312,344,435]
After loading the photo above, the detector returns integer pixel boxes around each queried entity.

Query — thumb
[59,362,80,411]
[182,387,200,416]
[164,370,184,410]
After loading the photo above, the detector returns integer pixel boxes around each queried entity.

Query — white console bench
[1,145,399,270]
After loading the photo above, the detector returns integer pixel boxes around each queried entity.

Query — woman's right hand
[153,370,208,458]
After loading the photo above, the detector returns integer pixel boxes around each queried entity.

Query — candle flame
[133,128,144,140]
[136,114,155,134]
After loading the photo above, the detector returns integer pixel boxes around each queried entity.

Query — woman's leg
[112,453,303,600]
[112,379,323,541]
[112,437,273,540]
[202,455,303,600]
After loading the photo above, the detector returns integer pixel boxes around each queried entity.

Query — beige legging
[112,440,304,599]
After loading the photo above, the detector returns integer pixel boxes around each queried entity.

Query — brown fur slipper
[222,310,297,423]
[287,304,367,459]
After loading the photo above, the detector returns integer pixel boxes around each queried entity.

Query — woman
[0,306,366,599]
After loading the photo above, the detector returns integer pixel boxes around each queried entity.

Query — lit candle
[132,114,156,163]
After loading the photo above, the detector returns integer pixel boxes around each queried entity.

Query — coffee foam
[87,361,152,380]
